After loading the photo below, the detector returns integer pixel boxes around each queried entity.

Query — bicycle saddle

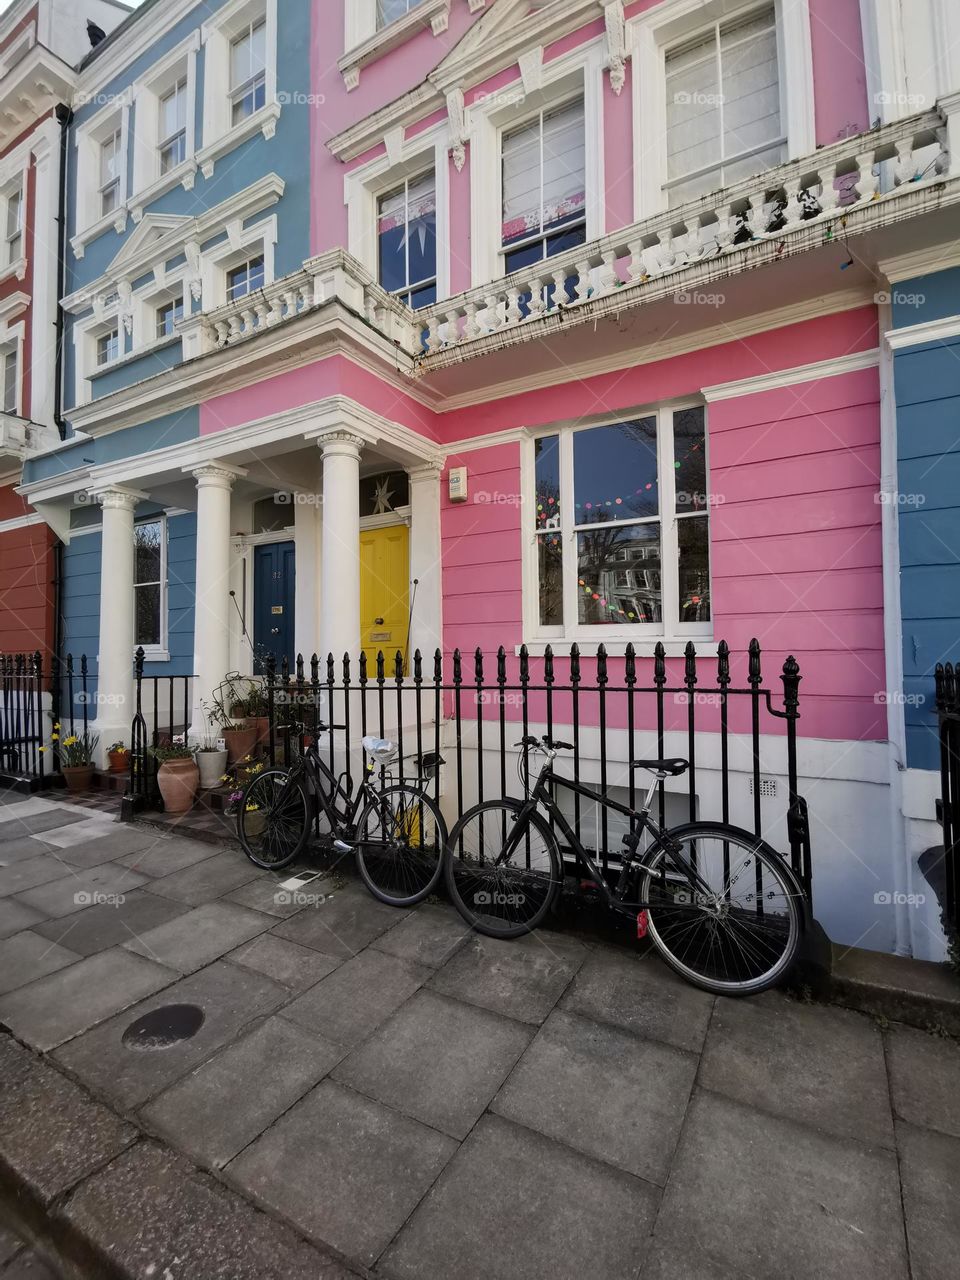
[630,757,689,776]
[362,736,399,765]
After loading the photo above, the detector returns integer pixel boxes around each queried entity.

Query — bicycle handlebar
[514,735,574,751]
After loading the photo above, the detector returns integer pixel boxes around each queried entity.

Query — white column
[92,486,145,762]
[186,462,245,737]
[294,494,322,663]
[408,463,444,661]
[316,431,363,662]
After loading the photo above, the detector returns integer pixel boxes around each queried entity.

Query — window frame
[155,295,185,340]
[158,77,189,174]
[98,128,124,219]
[73,96,131,244]
[3,183,23,268]
[1,343,20,416]
[630,0,815,220]
[95,326,120,368]
[133,514,168,660]
[199,0,280,178]
[376,168,438,309]
[226,253,266,302]
[128,31,201,217]
[521,405,714,646]
[229,17,268,125]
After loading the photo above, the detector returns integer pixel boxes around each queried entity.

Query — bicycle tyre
[237,769,311,870]
[639,821,804,995]
[444,799,563,938]
[355,784,447,907]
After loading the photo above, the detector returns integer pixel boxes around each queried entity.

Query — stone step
[828,943,960,1035]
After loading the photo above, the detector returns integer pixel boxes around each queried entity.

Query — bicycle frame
[293,741,432,841]
[508,759,723,915]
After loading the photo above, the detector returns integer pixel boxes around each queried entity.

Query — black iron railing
[127,647,193,808]
[935,662,960,934]
[0,652,97,786]
[260,640,812,901]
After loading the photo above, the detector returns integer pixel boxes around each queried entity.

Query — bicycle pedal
[332,840,353,854]
[579,879,600,895]
[636,910,649,940]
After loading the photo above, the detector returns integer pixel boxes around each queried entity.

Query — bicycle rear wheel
[355,784,447,907]
[444,799,562,938]
[237,769,311,870]
[640,822,803,995]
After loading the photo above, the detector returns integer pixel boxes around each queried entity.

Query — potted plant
[243,682,271,751]
[107,741,129,773]
[193,705,228,789]
[59,732,99,792]
[212,676,259,765]
[152,743,200,813]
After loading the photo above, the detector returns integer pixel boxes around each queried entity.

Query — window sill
[196,102,282,178]
[518,639,714,659]
[0,257,27,285]
[339,0,451,90]
[137,648,171,663]
[71,207,129,260]
[130,160,199,223]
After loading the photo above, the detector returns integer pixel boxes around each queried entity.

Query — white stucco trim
[885,315,960,349]
[198,0,280,178]
[702,349,880,401]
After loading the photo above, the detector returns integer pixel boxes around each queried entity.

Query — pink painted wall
[808,0,870,143]
[604,63,634,233]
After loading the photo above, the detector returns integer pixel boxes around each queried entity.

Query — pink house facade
[19,0,960,958]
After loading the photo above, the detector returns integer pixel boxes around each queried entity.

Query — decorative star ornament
[373,476,395,514]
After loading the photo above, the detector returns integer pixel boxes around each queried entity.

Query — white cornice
[0,43,75,150]
[878,242,960,284]
[885,315,960,350]
[702,349,880,402]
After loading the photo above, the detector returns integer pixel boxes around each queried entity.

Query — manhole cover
[122,1004,205,1051]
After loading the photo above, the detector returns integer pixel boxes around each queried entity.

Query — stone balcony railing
[176,103,959,373]
[418,103,959,364]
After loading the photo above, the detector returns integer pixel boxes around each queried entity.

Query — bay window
[377,172,437,309]
[134,517,166,651]
[501,99,586,274]
[529,407,711,640]
[665,5,784,206]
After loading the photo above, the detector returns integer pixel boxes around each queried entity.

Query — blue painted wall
[893,269,960,769]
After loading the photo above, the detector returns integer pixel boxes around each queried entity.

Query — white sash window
[501,99,586,274]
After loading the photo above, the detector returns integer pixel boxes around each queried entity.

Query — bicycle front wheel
[444,799,563,938]
[355,784,447,907]
[640,822,803,995]
[237,769,311,870]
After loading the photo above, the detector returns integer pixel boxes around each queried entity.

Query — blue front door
[254,542,296,674]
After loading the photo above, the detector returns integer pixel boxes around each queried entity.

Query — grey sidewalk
[0,788,958,1279]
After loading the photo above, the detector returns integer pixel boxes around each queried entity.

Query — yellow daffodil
[51,733,59,742]
[63,736,78,747]
[245,803,260,813]
[52,722,61,730]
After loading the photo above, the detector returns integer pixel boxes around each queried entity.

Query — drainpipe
[51,103,73,677]
[877,298,912,956]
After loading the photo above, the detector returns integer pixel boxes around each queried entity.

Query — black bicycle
[444,735,805,995]
[237,727,446,907]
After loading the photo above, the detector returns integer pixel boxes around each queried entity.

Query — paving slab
[141,1016,344,1168]
[65,1140,359,1279]
[428,929,589,1025]
[145,850,261,904]
[0,836,70,866]
[0,797,59,822]
[0,898,45,941]
[700,996,894,1147]
[30,890,190,957]
[560,946,715,1052]
[53,960,289,1112]
[0,1033,135,1205]
[381,1113,658,1280]
[36,817,122,852]
[228,933,342,990]
[897,1119,960,1280]
[639,1238,745,1279]
[493,1007,696,1185]
[14,864,150,919]
[114,836,221,879]
[226,873,319,918]
[0,949,177,1052]
[56,826,162,870]
[0,857,74,900]
[371,902,473,968]
[885,1024,960,1139]
[123,901,273,973]
[0,810,87,841]
[1,1250,58,1279]
[270,885,407,958]
[228,1078,457,1268]
[334,988,533,1139]
[651,1090,909,1280]
[281,947,429,1048]
[0,932,80,996]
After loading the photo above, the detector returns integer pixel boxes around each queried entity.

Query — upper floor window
[158,79,188,174]
[377,0,416,28]
[2,347,18,414]
[100,130,124,217]
[227,254,265,301]
[377,173,437,309]
[97,328,120,367]
[231,18,267,125]
[665,5,784,206]
[529,407,711,639]
[4,186,22,265]
[156,297,184,339]
[502,100,586,275]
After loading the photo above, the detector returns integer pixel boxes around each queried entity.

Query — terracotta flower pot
[245,716,270,751]
[108,751,129,774]
[61,765,94,793]
[157,758,199,814]
[223,726,257,766]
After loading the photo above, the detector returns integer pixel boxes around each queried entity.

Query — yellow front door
[360,523,410,674]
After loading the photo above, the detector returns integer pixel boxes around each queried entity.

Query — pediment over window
[105,214,193,275]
